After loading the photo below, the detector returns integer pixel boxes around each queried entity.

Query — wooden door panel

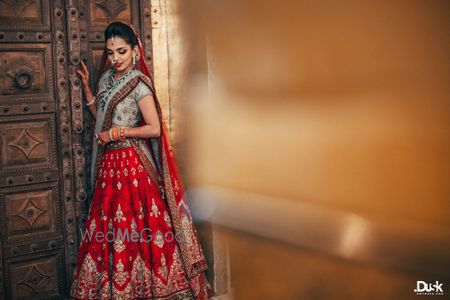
[0,0,50,31]
[0,114,56,174]
[88,43,107,85]
[0,44,54,100]
[88,0,134,28]
[6,251,64,299]
[0,181,63,257]
[6,188,55,239]
[0,0,65,298]
[0,1,153,297]
[2,184,60,243]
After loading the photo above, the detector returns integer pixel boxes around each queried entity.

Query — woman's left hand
[95,131,112,146]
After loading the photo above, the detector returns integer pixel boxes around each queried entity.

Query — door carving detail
[0,1,152,297]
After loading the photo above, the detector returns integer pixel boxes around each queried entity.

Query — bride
[69,21,212,300]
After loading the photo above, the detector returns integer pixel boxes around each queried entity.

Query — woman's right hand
[76,60,92,95]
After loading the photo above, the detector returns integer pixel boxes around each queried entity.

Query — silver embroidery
[150,198,160,217]
[154,231,164,248]
[114,259,129,286]
[131,218,137,234]
[138,205,144,219]
[114,238,125,253]
[114,204,126,223]
[89,219,96,235]
[158,254,168,279]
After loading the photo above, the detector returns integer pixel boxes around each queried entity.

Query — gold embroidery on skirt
[164,211,172,228]
[113,259,129,286]
[70,253,103,298]
[89,219,96,236]
[150,198,161,217]
[114,238,125,253]
[154,231,164,248]
[158,254,168,279]
[114,204,126,223]
[130,253,152,297]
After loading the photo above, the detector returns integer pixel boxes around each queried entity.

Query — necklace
[98,69,133,111]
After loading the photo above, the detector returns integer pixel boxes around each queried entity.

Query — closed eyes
[107,49,128,55]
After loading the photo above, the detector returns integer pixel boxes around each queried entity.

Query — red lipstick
[114,62,122,68]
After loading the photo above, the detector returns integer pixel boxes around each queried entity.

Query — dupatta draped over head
[89,22,210,294]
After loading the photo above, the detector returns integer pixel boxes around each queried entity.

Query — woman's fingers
[80,60,89,74]
[98,132,108,146]
[76,69,84,78]
[77,62,89,81]
[94,131,112,146]
[80,62,89,81]
[76,69,87,81]
[76,69,90,89]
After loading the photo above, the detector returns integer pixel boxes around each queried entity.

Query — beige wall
[150,1,231,297]
[181,1,450,299]
[150,0,189,142]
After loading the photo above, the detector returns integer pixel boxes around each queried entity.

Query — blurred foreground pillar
[180,0,449,299]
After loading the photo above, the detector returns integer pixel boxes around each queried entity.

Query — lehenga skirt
[69,143,209,299]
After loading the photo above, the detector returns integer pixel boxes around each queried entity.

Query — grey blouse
[91,68,159,187]
[97,69,152,127]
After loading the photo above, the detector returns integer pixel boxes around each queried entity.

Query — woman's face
[105,36,137,74]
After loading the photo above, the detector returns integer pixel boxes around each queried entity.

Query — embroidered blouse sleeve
[133,81,153,103]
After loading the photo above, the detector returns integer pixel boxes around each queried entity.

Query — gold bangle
[113,128,119,141]
[111,128,116,141]
[108,129,114,141]
[120,127,125,141]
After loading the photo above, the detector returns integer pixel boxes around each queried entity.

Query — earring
[132,56,136,69]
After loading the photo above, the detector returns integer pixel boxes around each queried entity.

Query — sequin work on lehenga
[69,146,209,299]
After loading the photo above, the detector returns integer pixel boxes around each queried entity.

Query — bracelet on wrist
[108,129,113,141]
[113,128,119,141]
[86,96,96,106]
[119,127,125,141]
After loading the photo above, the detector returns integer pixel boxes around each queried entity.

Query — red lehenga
[70,23,212,300]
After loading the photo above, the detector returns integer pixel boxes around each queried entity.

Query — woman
[70,22,212,299]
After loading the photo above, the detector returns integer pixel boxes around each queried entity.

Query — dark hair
[104,22,138,47]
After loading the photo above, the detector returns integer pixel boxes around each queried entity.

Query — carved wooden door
[0,1,152,298]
